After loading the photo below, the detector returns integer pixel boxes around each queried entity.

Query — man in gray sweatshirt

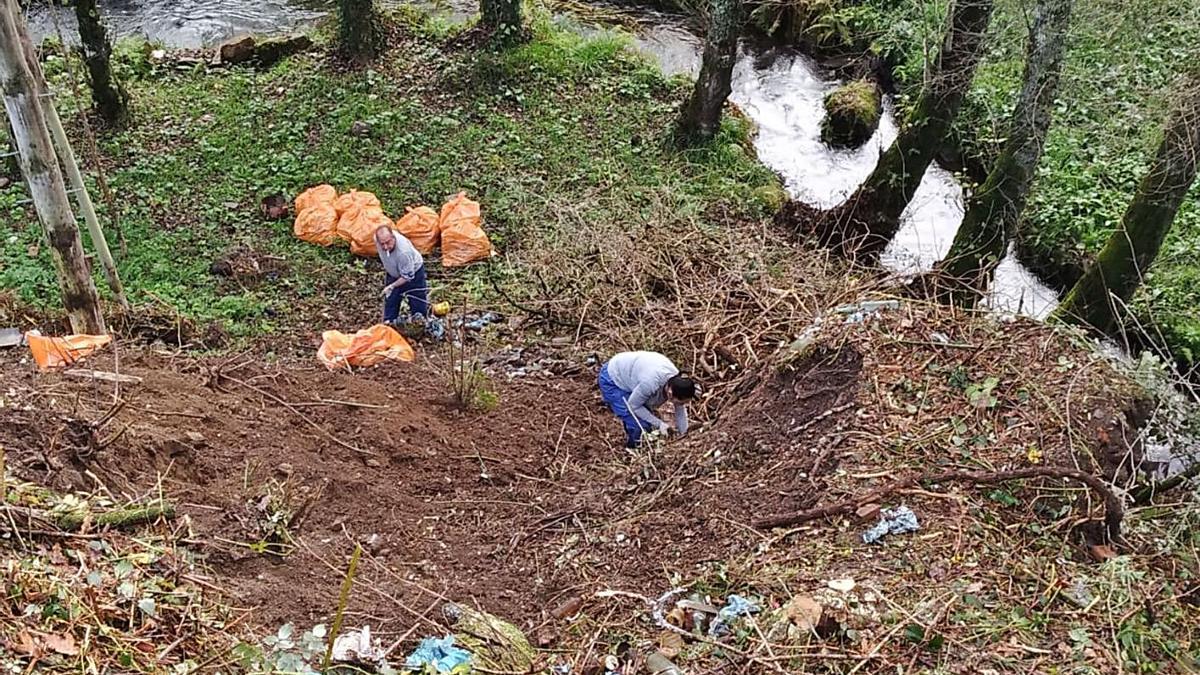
[598,351,697,449]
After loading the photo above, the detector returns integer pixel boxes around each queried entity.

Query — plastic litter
[331,625,384,663]
[337,205,392,257]
[835,299,900,324]
[26,331,112,371]
[708,594,760,636]
[861,505,920,544]
[294,203,340,246]
[0,327,23,348]
[404,635,472,673]
[317,324,415,370]
[294,184,337,213]
[456,312,504,332]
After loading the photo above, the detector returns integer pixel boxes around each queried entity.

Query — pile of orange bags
[294,185,392,257]
[26,331,112,371]
[293,185,494,266]
[317,324,415,370]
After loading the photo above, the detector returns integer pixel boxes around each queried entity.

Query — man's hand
[659,422,674,437]
[379,284,395,299]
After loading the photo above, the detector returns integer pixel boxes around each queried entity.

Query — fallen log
[754,467,1124,540]
[0,500,175,533]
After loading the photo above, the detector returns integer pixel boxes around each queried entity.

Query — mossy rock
[752,181,788,213]
[820,80,882,149]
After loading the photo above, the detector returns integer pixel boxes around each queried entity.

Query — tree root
[1,500,175,533]
[754,467,1123,541]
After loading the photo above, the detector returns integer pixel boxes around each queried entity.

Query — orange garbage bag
[439,192,493,267]
[295,184,337,214]
[26,330,112,371]
[337,206,393,257]
[394,206,441,255]
[438,191,481,232]
[333,190,382,216]
[294,203,341,246]
[317,324,415,370]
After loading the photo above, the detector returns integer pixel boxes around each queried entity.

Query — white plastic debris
[331,625,384,663]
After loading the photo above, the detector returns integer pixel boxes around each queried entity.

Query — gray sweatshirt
[607,351,689,435]
[376,229,424,281]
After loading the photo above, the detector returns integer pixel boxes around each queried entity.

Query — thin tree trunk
[75,0,129,128]
[480,0,523,42]
[1054,70,1200,334]
[676,0,743,145]
[934,0,1072,299]
[0,2,105,334]
[814,0,994,259]
[338,0,381,60]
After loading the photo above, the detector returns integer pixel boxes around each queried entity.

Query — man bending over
[598,351,697,449]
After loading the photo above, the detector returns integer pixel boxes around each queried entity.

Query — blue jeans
[599,362,647,448]
[383,266,430,323]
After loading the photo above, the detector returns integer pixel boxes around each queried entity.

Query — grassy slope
[827,0,1200,365]
[0,11,777,340]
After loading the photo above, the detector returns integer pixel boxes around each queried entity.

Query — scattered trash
[456,312,504,332]
[317,324,415,370]
[332,625,385,664]
[826,578,856,593]
[404,635,470,673]
[432,301,451,317]
[708,594,759,636]
[861,505,920,544]
[26,331,112,371]
[444,602,535,672]
[1066,580,1095,608]
[835,299,901,324]
[0,327,24,348]
[930,331,951,344]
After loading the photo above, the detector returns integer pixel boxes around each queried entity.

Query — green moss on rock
[820,79,882,149]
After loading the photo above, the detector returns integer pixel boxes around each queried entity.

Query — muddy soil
[0,342,856,634]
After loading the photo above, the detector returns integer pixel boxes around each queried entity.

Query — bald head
[375,226,395,252]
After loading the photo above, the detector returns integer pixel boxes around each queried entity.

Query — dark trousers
[383,265,430,322]
[598,362,647,448]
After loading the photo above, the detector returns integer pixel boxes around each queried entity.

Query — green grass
[0,10,777,340]
[788,0,1200,366]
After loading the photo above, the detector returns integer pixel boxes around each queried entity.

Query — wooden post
[0,0,106,333]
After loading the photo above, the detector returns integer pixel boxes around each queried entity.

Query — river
[24,0,1060,318]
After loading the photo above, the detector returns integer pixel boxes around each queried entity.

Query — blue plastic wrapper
[404,635,471,673]
[708,594,760,636]
[861,505,920,544]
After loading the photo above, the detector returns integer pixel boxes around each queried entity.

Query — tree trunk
[814,0,994,259]
[480,0,523,42]
[0,2,105,334]
[338,0,381,60]
[1053,70,1200,334]
[676,0,743,145]
[75,0,129,128]
[934,0,1071,299]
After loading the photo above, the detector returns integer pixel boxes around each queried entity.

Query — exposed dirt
[0,336,862,637]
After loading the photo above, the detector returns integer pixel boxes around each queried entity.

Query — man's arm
[627,383,669,432]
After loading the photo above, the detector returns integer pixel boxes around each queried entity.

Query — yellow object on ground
[395,206,441,255]
[439,192,494,267]
[295,184,337,213]
[317,324,415,370]
[337,205,393,257]
[432,301,451,317]
[26,331,112,371]
[293,203,340,246]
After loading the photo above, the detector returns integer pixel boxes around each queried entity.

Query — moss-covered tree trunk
[1053,70,1200,334]
[0,3,105,334]
[480,0,523,43]
[676,0,743,145]
[935,0,1071,298]
[338,0,381,60]
[814,0,993,259]
[75,0,129,128]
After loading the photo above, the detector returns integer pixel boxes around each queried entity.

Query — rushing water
[25,0,1059,318]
